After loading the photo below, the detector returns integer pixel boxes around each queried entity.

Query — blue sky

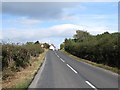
[1,2,118,48]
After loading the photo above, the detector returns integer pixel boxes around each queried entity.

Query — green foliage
[73,30,91,42]
[60,43,65,50]
[43,43,50,49]
[34,41,40,44]
[2,42,45,80]
[2,42,44,70]
[64,30,119,68]
[26,42,34,45]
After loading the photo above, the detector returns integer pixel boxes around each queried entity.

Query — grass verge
[61,50,119,74]
[2,49,48,89]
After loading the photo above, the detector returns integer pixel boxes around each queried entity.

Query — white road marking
[60,58,65,62]
[85,81,97,90]
[66,64,78,74]
[55,53,58,56]
[57,55,59,58]
[55,53,61,59]
[55,53,65,63]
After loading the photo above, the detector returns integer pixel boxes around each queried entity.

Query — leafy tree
[63,30,119,68]
[26,42,33,45]
[73,30,91,42]
[60,43,64,50]
[43,43,50,49]
[34,41,40,44]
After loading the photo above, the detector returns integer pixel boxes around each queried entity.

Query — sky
[1,1,118,48]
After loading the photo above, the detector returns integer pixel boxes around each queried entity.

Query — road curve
[29,50,119,89]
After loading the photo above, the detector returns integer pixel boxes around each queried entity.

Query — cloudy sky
[1,1,118,48]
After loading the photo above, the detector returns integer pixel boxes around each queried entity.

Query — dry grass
[2,49,48,88]
[61,50,119,74]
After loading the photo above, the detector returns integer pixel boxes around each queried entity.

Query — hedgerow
[62,30,119,68]
[2,42,44,80]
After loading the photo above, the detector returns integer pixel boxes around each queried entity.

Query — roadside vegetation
[2,41,49,88]
[60,30,119,74]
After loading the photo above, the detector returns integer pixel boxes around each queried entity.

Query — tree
[60,43,64,50]
[62,30,119,68]
[43,43,50,49]
[73,30,90,42]
[34,41,40,44]
[26,42,33,45]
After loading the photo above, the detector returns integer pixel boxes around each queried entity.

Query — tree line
[60,30,119,68]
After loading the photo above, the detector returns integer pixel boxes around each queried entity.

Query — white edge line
[66,64,78,74]
[85,81,97,90]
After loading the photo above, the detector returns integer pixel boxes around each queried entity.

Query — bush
[63,30,119,68]
[2,42,44,70]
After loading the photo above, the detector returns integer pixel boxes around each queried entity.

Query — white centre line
[85,81,98,90]
[55,53,57,55]
[55,53,62,59]
[57,55,60,58]
[60,58,65,62]
[56,54,58,57]
[66,64,78,74]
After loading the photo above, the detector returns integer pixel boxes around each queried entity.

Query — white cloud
[17,17,41,25]
[86,26,111,35]
[2,24,83,41]
[5,17,41,26]
[3,24,82,41]
[3,23,117,42]
[49,24,83,35]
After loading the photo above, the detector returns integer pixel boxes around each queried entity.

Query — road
[29,50,119,89]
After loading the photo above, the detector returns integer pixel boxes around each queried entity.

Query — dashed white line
[55,53,58,56]
[55,53,65,63]
[60,58,65,62]
[55,52,97,90]
[56,55,59,58]
[66,64,78,74]
[85,81,97,90]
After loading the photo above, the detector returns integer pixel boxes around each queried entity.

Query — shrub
[63,30,119,68]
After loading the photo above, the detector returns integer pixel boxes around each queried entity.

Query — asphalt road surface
[29,50,119,89]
